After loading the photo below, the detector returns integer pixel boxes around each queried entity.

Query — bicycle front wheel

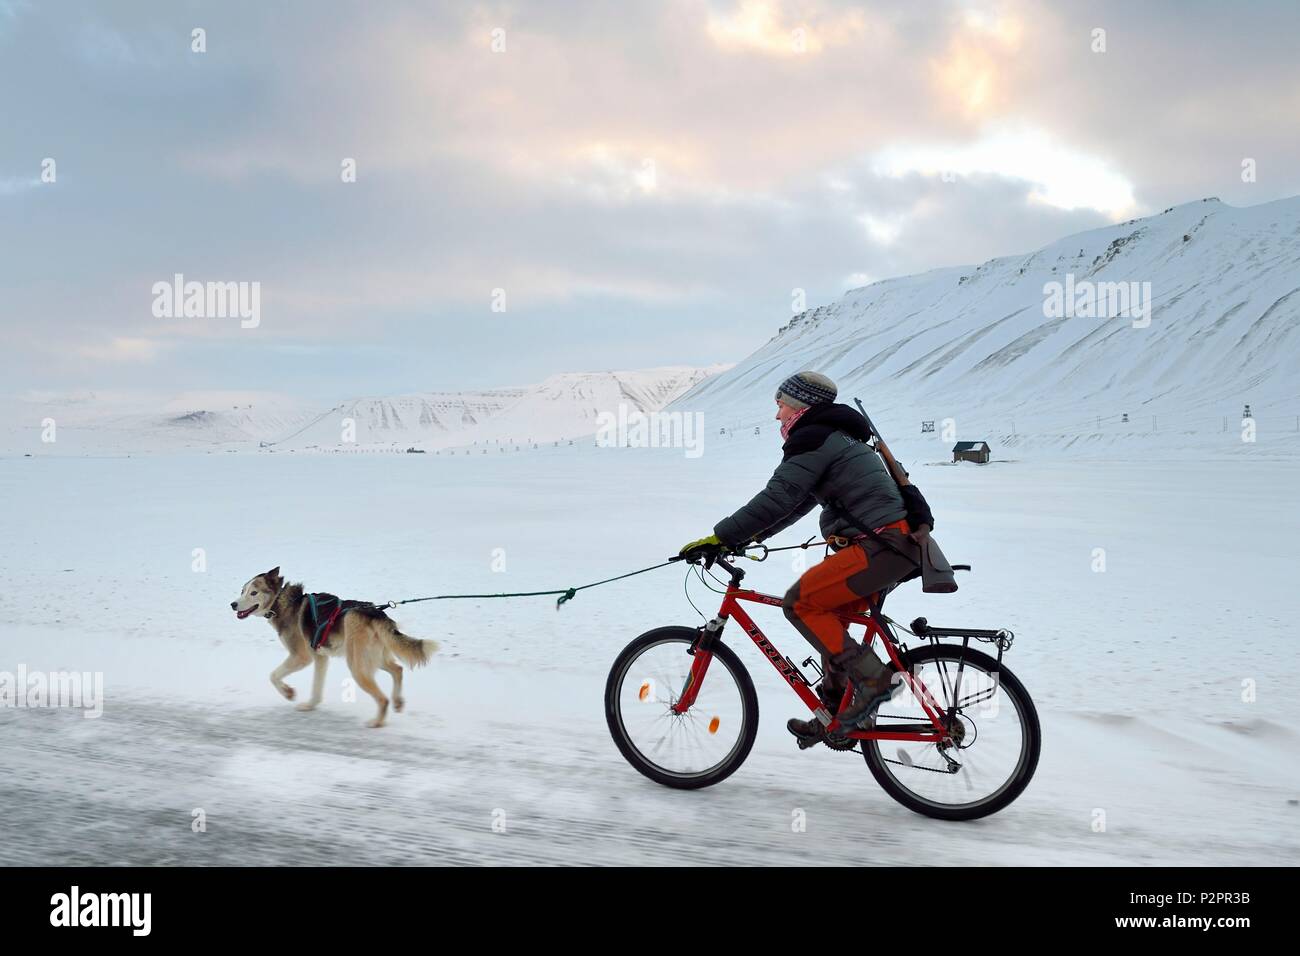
[863,643,1041,820]
[605,626,758,790]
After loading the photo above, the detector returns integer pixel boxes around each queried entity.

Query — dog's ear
[265,566,281,583]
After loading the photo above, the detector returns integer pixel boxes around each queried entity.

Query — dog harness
[305,593,369,650]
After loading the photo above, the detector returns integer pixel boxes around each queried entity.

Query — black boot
[831,644,898,729]
[786,674,846,747]
[785,715,825,747]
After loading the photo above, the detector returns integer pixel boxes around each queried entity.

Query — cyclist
[678,371,921,746]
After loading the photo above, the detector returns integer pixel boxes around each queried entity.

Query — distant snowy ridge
[294,365,729,449]
[2,366,729,454]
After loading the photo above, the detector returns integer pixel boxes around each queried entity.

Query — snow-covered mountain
[2,366,728,454]
[287,389,528,447]
[279,366,727,449]
[672,196,1300,456]
[0,390,325,452]
[158,403,324,444]
[10,196,1297,460]
[464,366,726,447]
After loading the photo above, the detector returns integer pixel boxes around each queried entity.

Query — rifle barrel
[854,397,908,482]
[853,398,882,443]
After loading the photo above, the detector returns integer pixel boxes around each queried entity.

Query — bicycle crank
[791,725,858,751]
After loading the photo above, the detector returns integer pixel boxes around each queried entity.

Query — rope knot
[555,587,577,610]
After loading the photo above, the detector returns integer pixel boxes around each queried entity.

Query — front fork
[670,616,726,714]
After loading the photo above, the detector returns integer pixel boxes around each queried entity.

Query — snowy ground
[2,442,1298,865]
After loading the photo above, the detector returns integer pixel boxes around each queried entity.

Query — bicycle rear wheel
[605,626,758,789]
[863,643,1040,820]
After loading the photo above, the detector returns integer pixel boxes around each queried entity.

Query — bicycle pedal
[792,730,856,752]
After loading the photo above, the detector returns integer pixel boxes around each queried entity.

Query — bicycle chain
[880,756,957,774]
[870,713,963,773]
[821,739,955,772]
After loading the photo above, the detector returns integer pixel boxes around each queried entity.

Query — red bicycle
[605,548,1041,820]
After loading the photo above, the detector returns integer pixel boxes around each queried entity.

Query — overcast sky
[2,0,1297,404]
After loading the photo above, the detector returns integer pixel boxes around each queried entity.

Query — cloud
[1,0,1298,402]
[873,125,1137,217]
[77,337,169,363]
[928,6,1026,119]
[705,0,870,57]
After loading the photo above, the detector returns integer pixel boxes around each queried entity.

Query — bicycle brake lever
[674,548,714,567]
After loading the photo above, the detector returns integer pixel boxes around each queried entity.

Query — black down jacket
[714,404,906,546]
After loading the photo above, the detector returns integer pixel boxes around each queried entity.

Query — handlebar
[671,546,752,579]
[671,545,761,565]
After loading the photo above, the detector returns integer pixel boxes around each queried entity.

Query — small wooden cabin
[952,441,991,464]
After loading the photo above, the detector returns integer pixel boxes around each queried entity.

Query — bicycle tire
[862,643,1041,821]
[605,626,759,790]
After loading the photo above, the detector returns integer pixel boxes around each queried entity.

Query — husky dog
[231,567,438,728]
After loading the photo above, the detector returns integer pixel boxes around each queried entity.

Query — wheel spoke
[868,650,1036,815]
[610,636,751,781]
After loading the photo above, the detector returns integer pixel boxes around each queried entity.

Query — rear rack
[909,616,1015,654]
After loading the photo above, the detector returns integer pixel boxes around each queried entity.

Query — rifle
[851,398,960,592]
[853,398,911,487]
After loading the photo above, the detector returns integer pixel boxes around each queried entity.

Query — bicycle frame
[672,556,952,742]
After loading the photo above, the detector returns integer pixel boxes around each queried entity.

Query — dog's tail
[379,619,439,668]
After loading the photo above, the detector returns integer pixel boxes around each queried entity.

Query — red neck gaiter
[780,405,810,441]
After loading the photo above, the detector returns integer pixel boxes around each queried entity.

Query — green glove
[679,533,721,555]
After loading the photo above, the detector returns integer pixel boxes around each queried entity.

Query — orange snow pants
[780,519,918,657]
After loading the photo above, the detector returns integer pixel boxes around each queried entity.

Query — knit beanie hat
[774,371,837,410]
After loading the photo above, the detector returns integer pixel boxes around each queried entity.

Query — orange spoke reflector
[638,681,651,702]
[708,716,721,734]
